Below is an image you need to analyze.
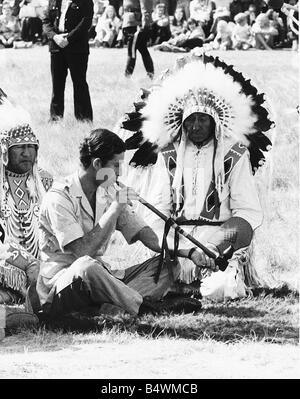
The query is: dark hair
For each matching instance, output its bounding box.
[172,6,187,25]
[187,18,197,26]
[79,128,126,169]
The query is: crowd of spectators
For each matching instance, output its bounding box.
[0,0,298,51]
[152,0,299,52]
[0,0,48,48]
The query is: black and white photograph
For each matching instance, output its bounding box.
[0,0,299,385]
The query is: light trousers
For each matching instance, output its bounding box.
[44,255,180,317]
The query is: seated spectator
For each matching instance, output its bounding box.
[246,4,258,26]
[212,19,233,50]
[115,4,124,47]
[89,1,113,41]
[94,0,109,16]
[252,13,278,49]
[151,3,171,45]
[266,8,285,46]
[109,0,122,17]
[232,12,254,50]
[95,4,121,47]
[154,17,205,52]
[189,0,216,36]
[0,0,20,48]
[18,0,44,43]
[170,6,187,37]
[205,5,231,42]
[285,1,299,51]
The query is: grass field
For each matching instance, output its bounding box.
[0,46,299,379]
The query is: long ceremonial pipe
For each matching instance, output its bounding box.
[117,181,229,271]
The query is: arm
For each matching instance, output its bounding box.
[65,202,124,258]
[133,225,216,269]
[207,151,263,255]
[42,1,57,41]
[42,186,134,259]
[65,0,94,44]
[140,0,153,28]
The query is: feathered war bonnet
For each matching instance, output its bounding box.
[120,54,274,216]
[0,88,44,208]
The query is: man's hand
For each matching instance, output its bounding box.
[115,186,140,207]
[53,34,69,48]
[190,244,220,271]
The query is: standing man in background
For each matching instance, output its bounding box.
[43,0,94,123]
[122,0,154,79]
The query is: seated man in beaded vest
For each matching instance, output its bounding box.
[116,55,274,300]
[0,89,53,309]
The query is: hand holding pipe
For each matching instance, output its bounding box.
[117,181,231,271]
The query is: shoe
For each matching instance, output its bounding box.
[48,116,62,123]
[138,298,163,315]
[25,281,41,314]
[161,297,202,314]
[147,72,154,80]
[139,296,202,316]
[4,307,39,333]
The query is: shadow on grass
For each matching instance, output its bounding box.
[16,294,296,345]
[251,284,299,299]
[203,305,267,318]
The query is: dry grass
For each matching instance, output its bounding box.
[0,294,299,378]
[1,47,298,288]
[0,47,299,378]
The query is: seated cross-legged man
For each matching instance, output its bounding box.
[36,128,209,321]
[0,89,53,333]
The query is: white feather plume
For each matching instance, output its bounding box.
[142,61,258,149]
[0,96,31,133]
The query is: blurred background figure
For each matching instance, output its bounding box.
[169,5,187,37]
[232,12,253,50]
[0,0,20,48]
[95,4,121,47]
[212,19,233,50]
[122,0,154,79]
[204,5,231,43]
[252,12,278,49]
[189,0,216,36]
[266,7,285,46]
[246,3,258,25]
[151,2,171,44]
[43,0,94,122]
[18,0,44,44]
[154,16,204,51]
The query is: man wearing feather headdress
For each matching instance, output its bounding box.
[0,89,52,327]
[117,54,274,300]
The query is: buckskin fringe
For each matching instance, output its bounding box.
[0,263,27,295]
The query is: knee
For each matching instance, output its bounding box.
[71,255,99,279]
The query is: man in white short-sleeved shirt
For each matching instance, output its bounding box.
[37,128,206,318]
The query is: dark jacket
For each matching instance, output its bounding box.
[43,0,93,53]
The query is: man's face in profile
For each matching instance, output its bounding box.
[95,152,125,187]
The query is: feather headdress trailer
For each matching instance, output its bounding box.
[121,55,274,174]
